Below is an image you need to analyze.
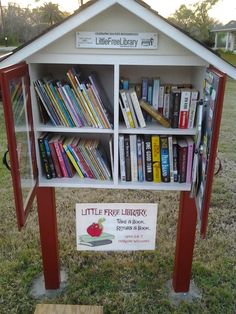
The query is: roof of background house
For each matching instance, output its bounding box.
[211,20,236,32]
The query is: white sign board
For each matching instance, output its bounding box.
[76,32,158,49]
[76,203,158,251]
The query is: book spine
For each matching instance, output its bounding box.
[163,85,171,119]
[158,85,165,115]
[151,135,161,183]
[49,140,62,178]
[188,90,199,128]
[186,137,194,183]
[119,135,126,182]
[119,99,130,128]
[179,90,191,128]
[137,136,144,182]
[126,91,139,128]
[160,136,170,182]
[168,136,174,182]
[170,90,181,128]
[177,142,188,183]
[129,89,146,128]
[144,135,153,182]
[43,135,57,178]
[130,134,138,182]
[38,136,52,179]
[139,100,170,128]
[152,78,160,111]
[53,140,68,177]
[64,144,84,178]
[172,137,178,182]
[120,90,135,128]
[124,135,131,181]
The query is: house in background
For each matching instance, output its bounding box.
[211,20,236,53]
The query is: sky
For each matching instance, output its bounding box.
[1,0,236,24]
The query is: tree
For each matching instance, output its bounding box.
[168,0,219,46]
[39,2,65,26]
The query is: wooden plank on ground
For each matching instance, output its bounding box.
[34,304,103,314]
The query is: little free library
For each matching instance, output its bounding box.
[0,0,235,295]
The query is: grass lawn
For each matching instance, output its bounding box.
[0,80,235,313]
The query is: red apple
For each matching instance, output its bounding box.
[87,218,105,237]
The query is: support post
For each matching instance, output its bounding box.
[36,187,60,289]
[172,191,197,292]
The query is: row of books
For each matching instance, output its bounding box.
[38,133,112,180]
[120,78,199,129]
[34,68,113,129]
[119,134,194,183]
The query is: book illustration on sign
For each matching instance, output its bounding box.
[78,218,115,247]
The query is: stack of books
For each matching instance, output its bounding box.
[38,133,112,180]
[34,68,113,129]
[119,134,194,184]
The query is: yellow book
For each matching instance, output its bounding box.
[140,100,170,128]
[151,135,161,182]
[63,141,84,178]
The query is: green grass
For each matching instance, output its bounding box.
[0,80,236,313]
[218,51,236,66]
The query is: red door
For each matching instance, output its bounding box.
[0,62,38,230]
[193,67,226,238]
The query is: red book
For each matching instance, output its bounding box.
[49,135,63,178]
[177,138,188,183]
[179,90,191,128]
[53,135,68,177]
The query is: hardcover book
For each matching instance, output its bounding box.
[179,89,191,128]
[124,135,131,181]
[160,136,170,182]
[170,89,181,128]
[151,135,161,183]
[177,138,188,183]
[144,135,153,182]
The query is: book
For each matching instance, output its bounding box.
[151,135,161,183]
[177,138,188,183]
[129,88,146,128]
[179,89,191,128]
[168,136,174,182]
[63,137,84,178]
[120,90,135,128]
[130,134,138,182]
[144,135,153,182]
[53,135,68,177]
[160,136,170,182]
[163,85,171,119]
[137,135,144,182]
[139,100,170,128]
[152,78,160,112]
[119,135,126,182]
[78,232,115,246]
[172,137,178,182]
[49,135,63,178]
[185,137,194,183]
[38,133,52,179]
[43,133,57,178]
[170,89,181,128]
[188,90,199,128]
[124,135,131,181]
[158,85,165,115]
[126,90,139,128]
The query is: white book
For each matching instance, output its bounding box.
[158,85,165,112]
[126,91,139,128]
[188,90,199,128]
[119,135,126,182]
[129,88,146,128]
[129,134,138,182]
[168,136,174,182]
[119,90,135,128]
[179,89,191,128]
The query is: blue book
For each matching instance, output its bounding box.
[160,136,170,182]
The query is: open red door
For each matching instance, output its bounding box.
[192,67,226,238]
[0,62,38,230]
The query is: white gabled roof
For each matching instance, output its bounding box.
[1,0,236,79]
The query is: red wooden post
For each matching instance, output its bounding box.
[172,191,197,292]
[36,187,60,289]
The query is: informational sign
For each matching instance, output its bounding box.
[76,32,158,49]
[76,203,158,251]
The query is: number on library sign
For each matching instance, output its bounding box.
[76,203,158,251]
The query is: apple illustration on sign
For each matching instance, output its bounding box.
[87,218,105,237]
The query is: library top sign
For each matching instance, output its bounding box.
[76,32,158,49]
